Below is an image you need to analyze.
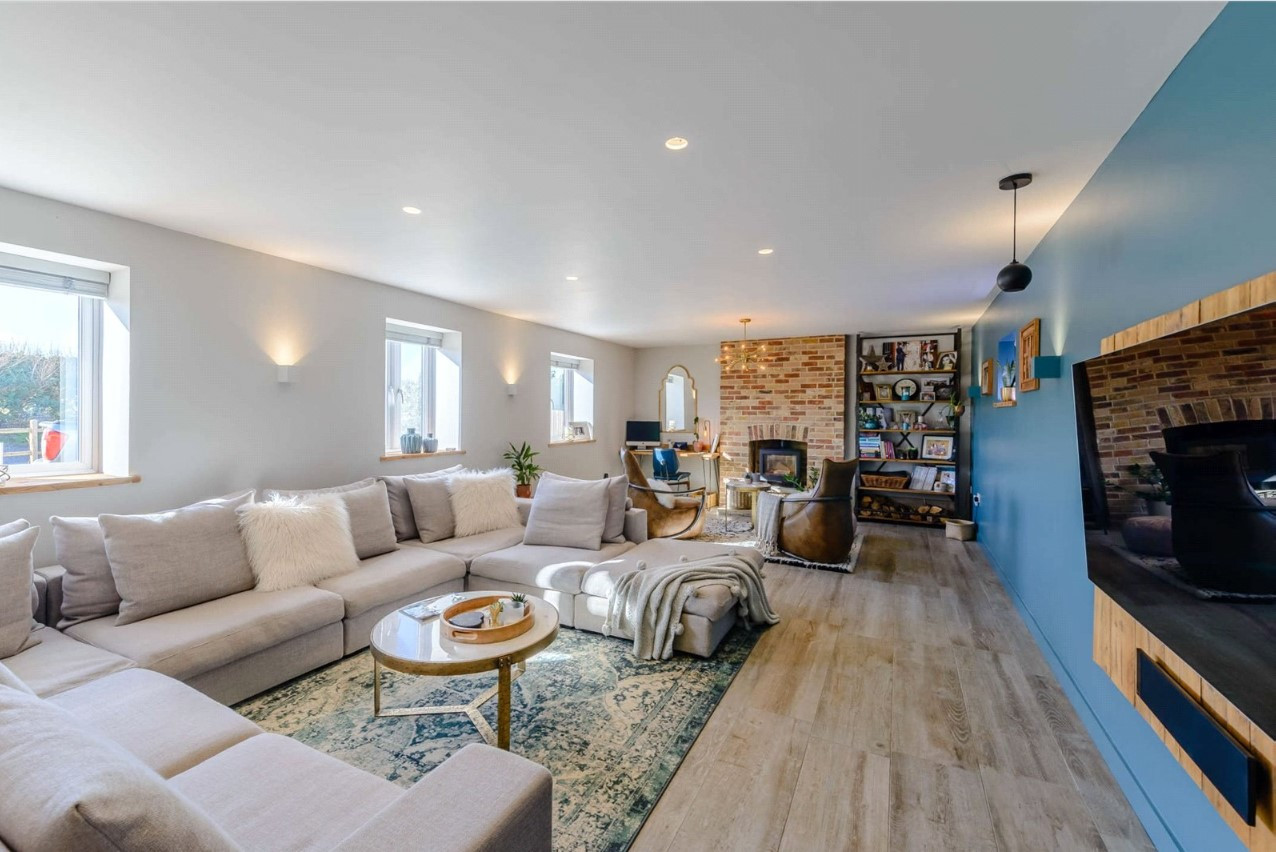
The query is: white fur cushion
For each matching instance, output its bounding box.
[237,497,359,592]
[648,479,678,509]
[448,469,521,538]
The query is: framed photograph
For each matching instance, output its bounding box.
[937,351,958,371]
[567,421,593,441]
[920,391,937,402]
[1018,318,1041,392]
[980,358,996,397]
[874,383,894,401]
[937,468,957,492]
[920,435,954,461]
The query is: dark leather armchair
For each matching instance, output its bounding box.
[622,450,707,539]
[776,458,858,565]
[1151,450,1276,594]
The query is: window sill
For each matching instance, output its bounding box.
[380,449,467,462]
[0,473,140,496]
[548,439,597,447]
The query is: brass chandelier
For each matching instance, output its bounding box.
[716,318,768,372]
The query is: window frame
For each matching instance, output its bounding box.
[0,284,102,478]
[385,338,439,454]
[548,353,594,444]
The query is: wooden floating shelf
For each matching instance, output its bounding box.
[859,429,956,435]
[991,401,1017,409]
[859,399,949,406]
[380,449,467,462]
[858,459,955,466]
[859,369,957,376]
[858,485,957,498]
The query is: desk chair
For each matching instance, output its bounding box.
[652,448,692,491]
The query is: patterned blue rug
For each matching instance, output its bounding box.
[236,625,763,851]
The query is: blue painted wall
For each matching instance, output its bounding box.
[971,5,1276,850]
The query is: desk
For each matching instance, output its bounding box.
[630,450,721,507]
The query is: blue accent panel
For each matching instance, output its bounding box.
[1137,651,1259,825]
[971,6,1276,850]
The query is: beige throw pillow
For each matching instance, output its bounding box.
[523,476,609,550]
[379,465,464,541]
[540,472,629,542]
[0,686,237,851]
[51,490,255,627]
[237,496,359,591]
[101,504,255,626]
[450,469,522,537]
[405,476,456,543]
[0,524,41,657]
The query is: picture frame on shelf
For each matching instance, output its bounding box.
[875,383,894,401]
[980,358,996,396]
[1018,318,1042,393]
[567,421,593,441]
[920,434,955,461]
[937,351,958,371]
[936,468,957,492]
[920,391,936,402]
[899,411,917,430]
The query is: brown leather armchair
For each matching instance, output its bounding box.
[776,458,858,564]
[622,450,707,539]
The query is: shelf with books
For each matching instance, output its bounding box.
[855,328,967,525]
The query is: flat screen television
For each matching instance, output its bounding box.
[625,420,661,444]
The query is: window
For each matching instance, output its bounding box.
[385,319,461,453]
[549,353,594,442]
[0,255,108,477]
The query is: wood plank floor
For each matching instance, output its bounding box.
[632,523,1156,852]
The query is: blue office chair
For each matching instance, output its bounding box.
[652,448,692,491]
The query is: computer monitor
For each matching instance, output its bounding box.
[625,420,661,447]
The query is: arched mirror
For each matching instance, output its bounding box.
[659,365,697,432]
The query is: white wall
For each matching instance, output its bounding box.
[0,186,635,562]
[631,345,720,441]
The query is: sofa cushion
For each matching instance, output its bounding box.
[101,503,256,626]
[470,541,634,595]
[380,465,464,541]
[0,686,237,852]
[65,585,344,682]
[0,524,40,657]
[581,539,761,621]
[406,476,455,543]
[449,468,522,537]
[263,477,377,501]
[523,476,609,550]
[340,480,399,559]
[1,627,134,697]
[171,733,401,852]
[317,543,466,619]
[0,659,32,694]
[51,491,255,628]
[49,668,261,778]
[238,496,359,591]
[540,472,629,542]
[419,526,526,567]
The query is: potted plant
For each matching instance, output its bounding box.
[502,441,544,498]
[943,395,965,429]
[999,361,1017,402]
[1125,463,1172,516]
[504,593,527,624]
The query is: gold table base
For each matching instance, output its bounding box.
[373,658,527,749]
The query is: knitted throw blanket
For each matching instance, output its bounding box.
[603,553,780,660]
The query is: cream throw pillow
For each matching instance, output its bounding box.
[523,476,609,550]
[449,469,521,537]
[0,524,41,657]
[237,496,359,592]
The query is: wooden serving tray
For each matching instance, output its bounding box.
[442,595,535,644]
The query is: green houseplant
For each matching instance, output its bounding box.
[502,441,544,498]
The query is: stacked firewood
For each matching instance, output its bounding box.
[747,424,809,441]
[858,494,949,525]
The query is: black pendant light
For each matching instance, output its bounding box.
[996,172,1033,292]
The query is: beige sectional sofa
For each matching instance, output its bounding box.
[3,468,759,851]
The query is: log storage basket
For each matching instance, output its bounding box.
[861,472,911,489]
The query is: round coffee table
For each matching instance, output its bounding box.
[369,591,559,750]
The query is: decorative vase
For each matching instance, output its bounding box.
[503,601,525,625]
[1000,387,1014,402]
[400,428,423,454]
[422,433,439,453]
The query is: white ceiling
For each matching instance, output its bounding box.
[0,2,1219,347]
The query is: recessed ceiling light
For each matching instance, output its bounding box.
[757,248,774,255]
[665,137,689,151]
[401,206,421,215]
[565,276,579,281]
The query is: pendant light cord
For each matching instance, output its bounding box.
[1012,186,1018,262]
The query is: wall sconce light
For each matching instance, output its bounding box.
[506,383,518,397]
[277,365,293,384]
[1032,356,1062,380]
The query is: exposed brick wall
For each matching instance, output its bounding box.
[719,335,847,494]
[1086,306,1276,521]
